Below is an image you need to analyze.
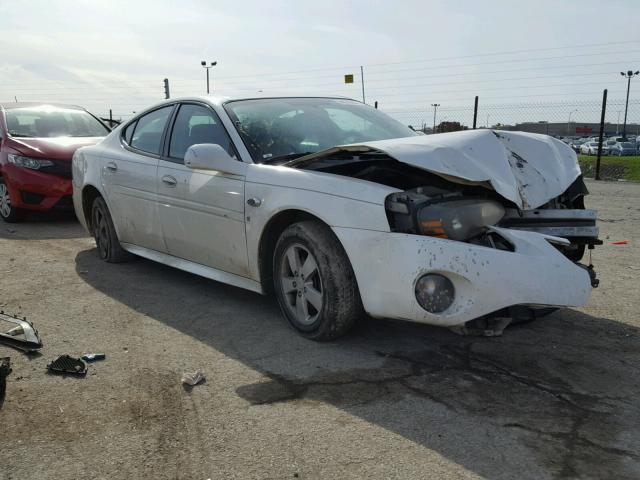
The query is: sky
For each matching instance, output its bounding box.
[0,0,639,127]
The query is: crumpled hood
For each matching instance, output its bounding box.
[291,129,581,209]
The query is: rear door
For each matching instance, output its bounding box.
[102,104,175,251]
[156,102,249,276]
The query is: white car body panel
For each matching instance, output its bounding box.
[72,95,595,329]
[157,159,249,276]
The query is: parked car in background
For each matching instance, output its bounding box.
[569,139,586,153]
[0,103,109,222]
[580,142,600,155]
[72,95,599,339]
[609,142,638,156]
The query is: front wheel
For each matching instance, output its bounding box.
[91,197,132,263]
[0,178,23,223]
[273,221,363,341]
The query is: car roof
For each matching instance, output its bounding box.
[148,94,359,109]
[0,102,85,111]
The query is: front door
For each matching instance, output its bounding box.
[157,102,249,276]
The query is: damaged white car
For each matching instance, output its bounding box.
[72,96,599,340]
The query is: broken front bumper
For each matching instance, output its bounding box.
[333,226,593,327]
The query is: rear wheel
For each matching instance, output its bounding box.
[91,197,132,263]
[273,221,363,341]
[0,178,23,223]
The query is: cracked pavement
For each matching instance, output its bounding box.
[0,180,639,479]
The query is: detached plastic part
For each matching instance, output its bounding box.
[449,317,512,337]
[47,355,87,376]
[0,311,43,352]
[82,353,106,362]
[181,369,205,386]
[0,357,11,407]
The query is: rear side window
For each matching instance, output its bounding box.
[129,106,173,155]
[122,121,136,144]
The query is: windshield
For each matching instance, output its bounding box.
[224,97,417,163]
[5,106,109,138]
[621,142,634,148]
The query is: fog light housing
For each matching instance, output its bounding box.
[415,274,455,313]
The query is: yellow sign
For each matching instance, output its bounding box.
[344,74,354,84]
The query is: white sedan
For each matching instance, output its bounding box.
[72,96,599,340]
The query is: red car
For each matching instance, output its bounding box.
[0,103,109,222]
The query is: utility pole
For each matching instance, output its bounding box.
[163,78,170,99]
[472,96,479,129]
[620,70,639,138]
[616,110,622,135]
[431,103,440,134]
[567,109,578,136]
[360,66,366,104]
[201,60,217,94]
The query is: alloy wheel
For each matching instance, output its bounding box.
[92,206,110,259]
[279,243,324,326]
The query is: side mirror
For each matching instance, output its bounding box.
[184,144,246,176]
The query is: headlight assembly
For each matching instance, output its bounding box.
[7,154,54,170]
[418,199,505,241]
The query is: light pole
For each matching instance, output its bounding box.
[616,110,622,135]
[620,70,639,138]
[431,103,440,134]
[201,60,217,94]
[567,109,578,136]
[486,114,490,128]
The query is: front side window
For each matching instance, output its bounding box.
[6,106,109,138]
[224,97,417,163]
[129,106,173,155]
[168,103,235,160]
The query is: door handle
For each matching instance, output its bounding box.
[105,162,117,172]
[161,175,177,187]
[246,197,262,207]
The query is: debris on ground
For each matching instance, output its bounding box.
[449,317,512,337]
[0,357,11,407]
[181,369,205,386]
[81,353,106,362]
[611,240,629,245]
[0,311,43,352]
[47,355,87,376]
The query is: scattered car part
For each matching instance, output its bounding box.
[0,311,43,352]
[0,357,11,407]
[81,353,105,362]
[47,355,87,376]
[181,369,205,386]
[449,317,512,337]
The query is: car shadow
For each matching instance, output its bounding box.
[0,212,87,240]
[75,248,640,479]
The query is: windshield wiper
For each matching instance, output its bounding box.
[261,152,315,164]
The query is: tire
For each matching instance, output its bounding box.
[273,221,363,341]
[91,196,132,263]
[0,177,24,223]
